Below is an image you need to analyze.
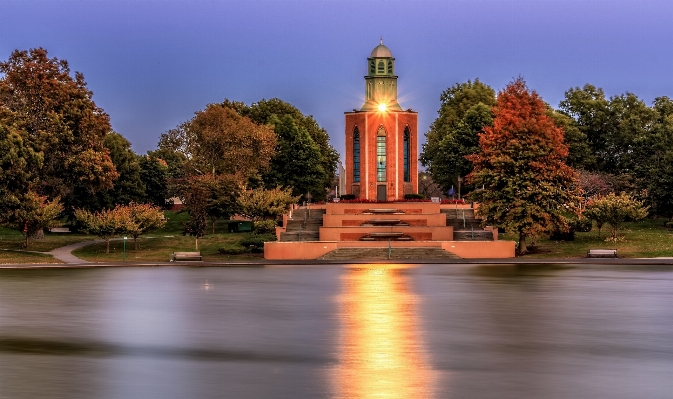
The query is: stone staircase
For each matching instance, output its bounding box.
[318,247,460,260]
[442,208,494,241]
[280,208,326,242]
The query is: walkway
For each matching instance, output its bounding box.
[47,240,102,264]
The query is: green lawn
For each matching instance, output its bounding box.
[2,212,672,263]
[502,218,673,258]
[0,250,61,264]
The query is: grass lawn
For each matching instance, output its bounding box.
[502,218,673,258]
[0,226,95,252]
[0,250,62,264]
[3,211,672,263]
[72,211,266,262]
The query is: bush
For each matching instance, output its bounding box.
[665,221,673,229]
[550,229,575,241]
[339,194,357,200]
[252,220,275,235]
[253,220,277,235]
[574,217,593,232]
[218,246,247,255]
[404,193,426,200]
[241,234,276,253]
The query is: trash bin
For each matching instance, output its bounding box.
[228,221,253,233]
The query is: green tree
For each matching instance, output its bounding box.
[0,119,44,234]
[238,186,298,221]
[467,78,582,255]
[0,48,118,203]
[4,192,63,249]
[223,98,339,201]
[420,79,496,193]
[585,193,648,240]
[139,154,169,207]
[632,96,673,218]
[263,115,326,201]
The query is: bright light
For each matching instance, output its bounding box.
[377,103,387,112]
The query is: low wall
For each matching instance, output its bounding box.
[441,241,514,258]
[263,240,516,260]
[326,202,441,215]
[322,213,447,227]
[264,242,338,260]
[319,226,453,241]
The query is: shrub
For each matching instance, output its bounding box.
[574,217,593,232]
[253,220,277,235]
[404,193,426,200]
[665,221,673,229]
[218,246,247,255]
[241,234,276,253]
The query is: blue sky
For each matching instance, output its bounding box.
[2,0,672,160]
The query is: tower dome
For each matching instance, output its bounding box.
[370,39,392,58]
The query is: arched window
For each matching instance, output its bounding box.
[370,61,375,75]
[387,60,393,74]
[376,125,386,182]
[377,61,384,74]
[404,127,411,182]
[353,127,360,183]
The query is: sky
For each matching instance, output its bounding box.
[2,0,673,162]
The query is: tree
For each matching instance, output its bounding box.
[631,96,673,218]
[158,105,276,184]
[75,206,134,253]
[223,98,339,201]
[3,191,63,249]
[238,187,298,221]
[262,115,326,200]
[547,109,595,170]
[421,80,496,193]
[138,154,169,207]
[585,193,648,240]
[0,119,44,238]
[123,203,166,250]
[175,176,210,250]
[0,48,118,204]
[467,78,582,255]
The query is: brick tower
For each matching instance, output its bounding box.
[344,40,418,200]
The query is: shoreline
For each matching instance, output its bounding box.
[2,257,673,269]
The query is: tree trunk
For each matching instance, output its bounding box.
[195,237,199,251]
[134,237,139,250]
[212,219,216,234]
[31,229,45,240]
[106,238,110,254]
[24,235,30,250]
[517,232,528,255]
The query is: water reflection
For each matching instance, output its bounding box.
[334,264,435,398]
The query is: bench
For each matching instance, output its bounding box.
[49,227,71,233]
[587,249,617,258]
[171,252,203,261]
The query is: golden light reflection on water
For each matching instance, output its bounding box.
[333,264,435,398]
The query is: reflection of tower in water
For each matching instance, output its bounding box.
[333,264,435,398]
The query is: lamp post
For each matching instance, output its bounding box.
[457,177,463,200]
[123,236,127,262]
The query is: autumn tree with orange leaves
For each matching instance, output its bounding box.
[467,78,581,255]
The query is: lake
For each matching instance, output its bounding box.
[1,263,671,398]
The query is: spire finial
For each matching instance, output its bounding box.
[380,36,383,45]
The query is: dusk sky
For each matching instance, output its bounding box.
[2,0,673,162]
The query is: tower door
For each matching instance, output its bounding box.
[377,185,387,201]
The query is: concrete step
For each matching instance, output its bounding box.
[279,232,320,242]
[442,209,476,219]
[317,247,460,260]
[453,230,494,241]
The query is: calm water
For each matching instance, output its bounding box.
[1,264,672,399]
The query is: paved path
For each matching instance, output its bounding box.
[47,240,103,264]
